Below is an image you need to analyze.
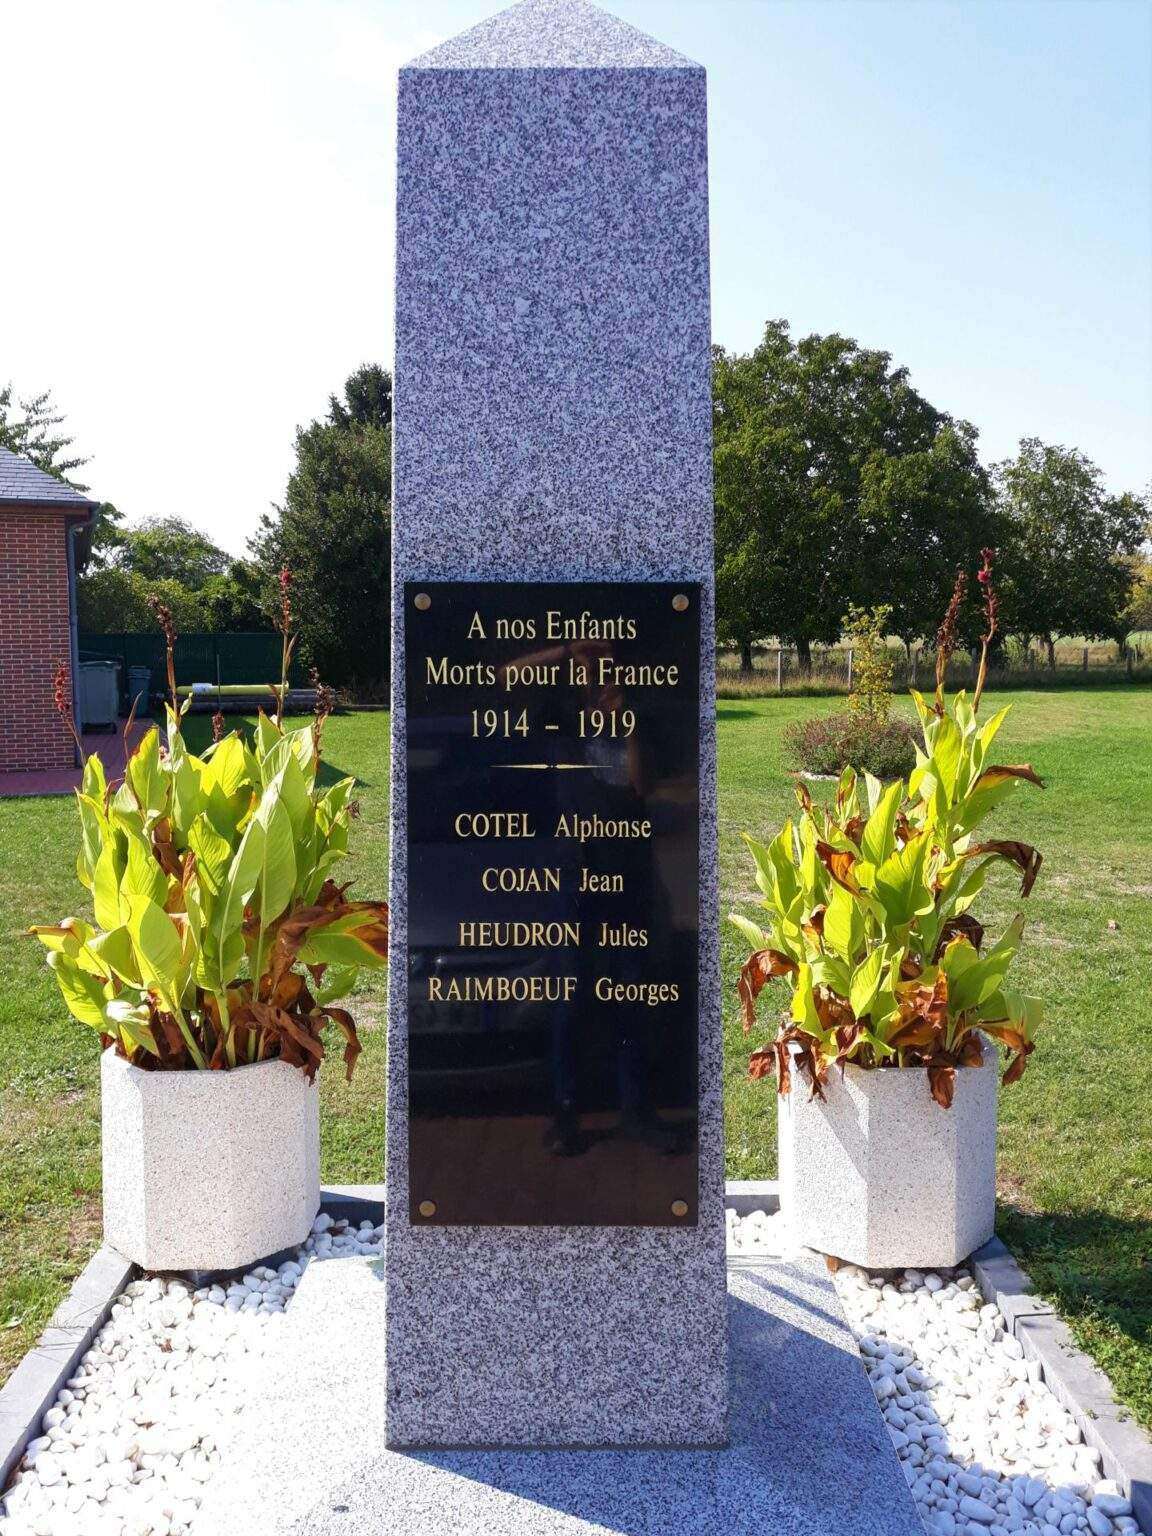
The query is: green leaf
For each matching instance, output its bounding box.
[126,727,167,819]
[873,834,933,928]
[216,819,265,979]
[254,791,297,926]
[120,829,168,908]
[948,914,1025,1012]
[188,813,232,901]
[930,714,963,802]
[860,778,903,866]
[88,925,142,986]
[312,965,359,1005]
[168,742,206,837]
[863,771,883,814]
[201,735,254,801]
[743,833,778,902]
[297,907,389,969]
[849,946,886,1019]
[73,790,108,891]
[823,883,864,962]
[810,952,851,996]
[127,895,182,997]
[92,836,127,930]
[729,912,767,949]
[46,951,108,1029]
[789,963,822,1034]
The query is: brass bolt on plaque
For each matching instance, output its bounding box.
[672,593,689,612]
[671,1200,689,1218]
[418,1200,437,1218]
[414,592,431,611]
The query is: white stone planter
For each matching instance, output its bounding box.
[101,1049,320,1273]
[778,1037,997,1268]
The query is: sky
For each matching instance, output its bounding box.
[1,0,1149,555]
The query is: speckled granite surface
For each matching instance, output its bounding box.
[195,1255,925,1536]
[387,0,725,1447]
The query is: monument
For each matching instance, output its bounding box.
[386,0,727,1447]
[197,5,928,1529]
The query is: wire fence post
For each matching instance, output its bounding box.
[846,648,853,692]
[776,647,783,692]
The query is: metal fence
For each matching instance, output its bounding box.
[716,641,1148,695]
[79,632,306,709]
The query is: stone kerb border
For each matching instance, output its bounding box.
[3,1186,1149,1535]
[971,1237,1152,1535]
[0,1245,134,1489]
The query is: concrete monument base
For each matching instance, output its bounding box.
[196,1254,924,1536]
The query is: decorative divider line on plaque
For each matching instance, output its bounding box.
[386,0,726,1449]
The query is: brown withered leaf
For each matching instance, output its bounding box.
[963,840,1043,897]
[956,1031,984,1068]
[816,842,864,896]
[888,1018,938,1051]
[320,1006,362,1083]
[250,1002,324,1081]
[928,1062,956,1109]
[813,987,856,1034]
[737,949,798,1034]
[794,780,814,816]
[900,953,925,981]
[843,815,866,847]
[802,905,827,945]
[748,1045,776,1081]
[152,817,181,878]
[973,764,1045,793]
[933,913,985,960]
[1001,1048,1033,1086]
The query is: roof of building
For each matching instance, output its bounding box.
[0,447,98,511]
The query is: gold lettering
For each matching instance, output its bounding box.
[459,921,580,948]
[482,867,561,893]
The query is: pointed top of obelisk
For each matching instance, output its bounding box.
[403,0,701,72]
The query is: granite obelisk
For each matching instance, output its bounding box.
[387,0,727,1447]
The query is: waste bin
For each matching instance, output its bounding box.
[127,665,153,715]
[79,660,120,732]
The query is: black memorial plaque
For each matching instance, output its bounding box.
[405,581,701,1226]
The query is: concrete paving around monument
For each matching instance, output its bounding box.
[196,1249,925,1536]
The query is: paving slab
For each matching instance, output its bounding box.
[195,1252,924,1536]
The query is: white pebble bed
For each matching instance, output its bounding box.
[728,1210,1145,1536]
[3,1210,1144,1536]
[0,1214,383,1536]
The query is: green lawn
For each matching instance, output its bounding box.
[1,692,1149,1429]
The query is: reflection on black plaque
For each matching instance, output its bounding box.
[405,581,700,1226]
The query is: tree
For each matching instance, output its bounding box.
[115,516,230,589]
[85,502,127,570]
[0,384,89,486]
[251,365,392,690]
[199,562,272,632]
[857,422,1003,660]
[993,440,1148,665]
[1123,556,1152,640]
[77,569,202,634]
[713,322,965,671]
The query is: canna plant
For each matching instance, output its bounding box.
[30,584,387,1079]
[733,552,1045,1109]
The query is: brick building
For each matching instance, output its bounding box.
[0,448,98,773]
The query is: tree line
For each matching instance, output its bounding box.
[714,321,1149,671]
[4,328,1148,693]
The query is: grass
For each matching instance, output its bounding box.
[1,692,1149,1430]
